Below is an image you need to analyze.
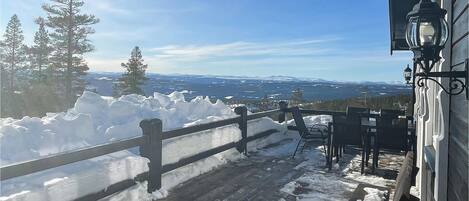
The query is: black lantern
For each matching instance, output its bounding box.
[405,0,448,73]
[405,0,468,99]
[404,64,412,84]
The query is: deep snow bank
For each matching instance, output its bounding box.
[0,91,236,165]
[0,91,289,200]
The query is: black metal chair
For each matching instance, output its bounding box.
[373,109,408,169]
[290,107,329,159]
[329,107,370,174]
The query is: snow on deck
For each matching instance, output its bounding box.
[104,131,405,201]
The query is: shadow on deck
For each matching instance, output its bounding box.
[161,136,404,201]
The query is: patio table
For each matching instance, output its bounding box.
[361,118,416,172]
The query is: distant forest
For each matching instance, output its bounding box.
[301,94,412,115]
[227,88,412,115]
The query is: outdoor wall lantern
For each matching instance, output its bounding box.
[404,64,413,85]
[405,0,468,99]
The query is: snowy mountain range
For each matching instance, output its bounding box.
[86,72,410,101]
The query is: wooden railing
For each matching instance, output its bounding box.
[0,102,413,200]
[0,102,294,200]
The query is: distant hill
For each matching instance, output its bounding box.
[85,72,411,101]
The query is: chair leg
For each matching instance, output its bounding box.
[365,138,370,167]
[292,138,303,159]
[339,145,343,157]
[335,145,339,163]
[375,150,380,168]
[327,131,333,170]
[366,152,370,167]
[322,140,328,156]
[327,144,332,170]
[300,141,307,153]
[361,137,366,175]
[373,144,379,169]
[361,149,365,175]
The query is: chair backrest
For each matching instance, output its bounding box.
[332,107,370,146]
[346,107,370,116]
[380,109,405,117]
[332,115,349,144]
[290,107,309,137]
[346,107,370,130]
[377,109,408,151]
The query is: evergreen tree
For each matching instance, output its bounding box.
[30,17,52,82]
[114,46,148,96]
[0,40,7,91]
[1,14,27,92]
[42,0,99,106]
[0,40,7,116]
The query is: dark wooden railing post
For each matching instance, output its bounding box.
[327,122,333,170]
[139,118,163,193]
[234,106,248,155]
[278,101,288,123]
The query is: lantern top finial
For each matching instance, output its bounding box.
[407,0,446,20]
[405,64,412,72]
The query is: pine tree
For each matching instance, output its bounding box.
[0,40,7,116]
[0,40,7,92]
[1,14,27,92]
[42,0,99,106]
[30,17,52,82]
[114,46,148,96]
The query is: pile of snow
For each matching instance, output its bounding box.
[0,91,234,165]
[287,115,332,127]
[363,187,388,201]
[0,91,289,201]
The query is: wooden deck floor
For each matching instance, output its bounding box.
[160,139,403,201]
[162,154,305,201]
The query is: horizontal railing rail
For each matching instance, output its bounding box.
[0,135,147,181]
[162,116,241,140]
[246,109,282,120]
[299,109,346,116]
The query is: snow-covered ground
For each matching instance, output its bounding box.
[278,145,395,201]
[259,136,398,201]
[0,91,289,201]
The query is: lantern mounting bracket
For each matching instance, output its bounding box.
[414,59,468,99]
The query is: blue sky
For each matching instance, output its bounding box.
[1,0,412,82]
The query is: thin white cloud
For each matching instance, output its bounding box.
[148,38,340,62]
[85,38,411,81]
[85,0,130,15]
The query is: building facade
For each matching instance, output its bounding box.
[390,0,468,200]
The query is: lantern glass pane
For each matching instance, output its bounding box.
[406,17,419,48]
[439,18,449,46]
[404,71,411,79]
[419,21,437,46]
